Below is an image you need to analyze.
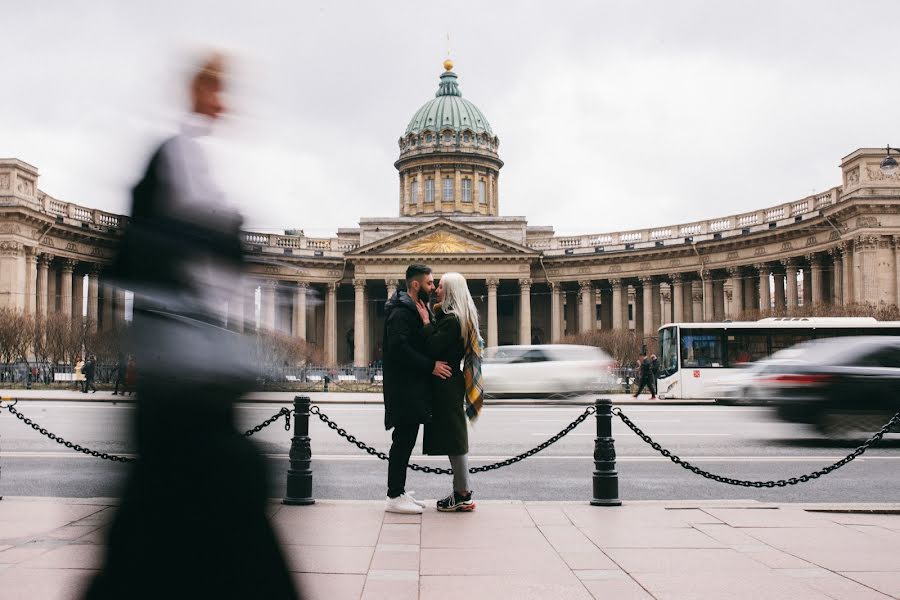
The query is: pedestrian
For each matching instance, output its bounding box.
[124,354,137,395]
[113,352,127,395]
[83,354,98,393]
[382,264,452,514]
[633,354,656,399]
[85,53,299,600]
[74,357,86,392]
[422,272,482,512]
[650,353,660,388]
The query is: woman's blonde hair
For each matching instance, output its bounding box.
[439,272,480,345]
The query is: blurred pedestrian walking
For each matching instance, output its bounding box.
[84,52,300,600]
[633,354,657,399]
[82,354,98,393]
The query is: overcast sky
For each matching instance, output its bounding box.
[3,1,898,237]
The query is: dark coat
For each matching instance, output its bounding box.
[422,308,468,456]
[84,360,96,379]
[383,290,435,430]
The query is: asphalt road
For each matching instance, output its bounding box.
[1,400,898,502]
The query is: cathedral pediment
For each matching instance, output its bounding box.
[347,218,537,258]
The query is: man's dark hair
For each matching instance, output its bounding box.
[405,264,431,286]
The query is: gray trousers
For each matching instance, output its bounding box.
[449,454,471,494]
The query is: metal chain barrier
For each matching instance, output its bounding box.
[0,400,292,464]
[309,404,596,474]
[612,406,900,488]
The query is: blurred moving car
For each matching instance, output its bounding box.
[756,336,900,436]
[713,348,806,405]
[482,344,614,397]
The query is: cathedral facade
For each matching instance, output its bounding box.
[2,61,900,365]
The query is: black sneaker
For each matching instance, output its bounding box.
[436,491,475,512]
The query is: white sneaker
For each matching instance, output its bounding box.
[404,491,427,508]
[385,494,424,514]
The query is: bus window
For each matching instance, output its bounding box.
[659,326,679,376]
[681,329,725,368]
[726,332,767,366]
[771,333,812,353]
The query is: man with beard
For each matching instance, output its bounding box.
[382,264,452,513]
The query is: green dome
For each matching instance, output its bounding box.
[404,70,494,136]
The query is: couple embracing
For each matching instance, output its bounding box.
[382,264,484,514]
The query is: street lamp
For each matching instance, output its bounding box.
[881,145,899,174]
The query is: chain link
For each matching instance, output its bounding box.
[611,406,900,488]
[309,404,596,474]
[0,402,292,463]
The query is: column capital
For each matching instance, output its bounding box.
[385,278,398,289]
[892,235,900,249]
[726,266,741,277]
[854,235,881,251]
[577,279,592,291]
[297,281,310,290]
[753,262,770,273]
[326,282,338,293]
[805,253,823,268]
[638,276,653,285]
[88,264,102,276]
[828,245,844,259]
[609,277,622,288]
[779,257,800,268]
[486,278,499,289]
[60,258,77,272]
[670,273,683,284]
[519,278,533,289]
[38,252,54,266]
[352,278,367,290]
[261,279,278,288]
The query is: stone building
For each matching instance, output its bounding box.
[2,60,900,365]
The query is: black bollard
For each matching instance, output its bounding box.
[591,398,621,506]
[283,395,315,505]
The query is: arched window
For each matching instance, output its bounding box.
[463,132,471,143]
[425,133,433,143]
[410,181,419,204]
[462,178,472,202]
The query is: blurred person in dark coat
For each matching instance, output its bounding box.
[84,53,300,600]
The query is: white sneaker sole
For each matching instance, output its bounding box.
[385,505,424,515]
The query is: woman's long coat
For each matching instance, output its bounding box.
[422,308,468,456]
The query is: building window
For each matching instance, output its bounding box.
[443,132,452,144]
[425,133,432,143]
[443,177,453,201]
[462,178,472,202]
[478,180,487,204]
[410,181,418,204]
[425,178,434,202]
[463,132,471,143]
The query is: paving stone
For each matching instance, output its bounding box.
[814,513,900,531]
[604,548,772,574]
[632,571,833,600]
[420,574,595,600]
[525,505,572,526]
[361,577,418,600]
[377,524,420,545]
[422,522,546,548]
[421,546,572,580]
[0,545,55,564]
[294,572,366,600]
[703,508,837,529]
[780,568,896,600]
[840,572,900,598]
[18,544,102,570]
[558,548,620,570]
[370,546,419,571]
[580,572,656,600]
[282,544,374,574]
[582,526,723,549]
[743,527,900,572]
[383,512,422,525]
[0,566,97,600]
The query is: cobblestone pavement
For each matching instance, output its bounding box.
[0,497,898,599]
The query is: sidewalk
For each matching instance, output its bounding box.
[0,389,713,406]
[0,497,897,600]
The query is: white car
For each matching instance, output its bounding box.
[481,344,614,397]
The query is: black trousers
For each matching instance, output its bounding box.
[387,424,420,498]
[635,376,656,396]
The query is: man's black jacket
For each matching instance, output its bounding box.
[382,290,434,430]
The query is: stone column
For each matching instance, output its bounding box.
[293,283,308,340]
[550,282,562,343]
[808,254,824,306]
[802,268,813,306]
[691,281,703,321]
[36,253,50,318]
[831,248,844,305]
[24,248,37,316]
[486,279,498,347]
[386,278,398,299]
[611,278,624,330]
[727,267,743,319]
[782,259,799,310]
[59,259,75,318]
[843,243,854,304]
[87,267,99,331]
[894,237,900,307]
[672,274,684,323]
[100,282,114,330]
[660,283,673,325]
[640,277,654,336]
[260,281,276,331]
[325,283,338,365]
[353,279,367,366]
[519,278,532,344]
[114,287,127,328]
[71,270,85,320]
[773,271,786,312]
[702,274,714,321]
[756,263,771,311]
[229,281,245,333]
[579,280,593,333]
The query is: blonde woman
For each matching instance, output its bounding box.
[422,272,484,512]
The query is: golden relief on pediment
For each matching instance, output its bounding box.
[395,231,488,254]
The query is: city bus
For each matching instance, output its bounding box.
[655,318,900,400]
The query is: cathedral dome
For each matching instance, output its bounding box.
[403,62,494,138]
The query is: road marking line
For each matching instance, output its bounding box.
[532,432,732,437]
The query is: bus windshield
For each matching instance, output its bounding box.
[659,326,679,377]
